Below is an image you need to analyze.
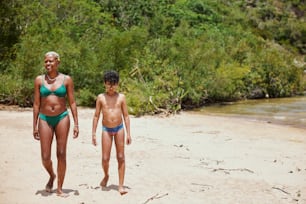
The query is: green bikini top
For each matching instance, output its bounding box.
[40,75,67,97]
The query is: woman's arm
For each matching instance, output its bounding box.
[33,76,41,140]
[92,95,102,146]
[66,75,79,138]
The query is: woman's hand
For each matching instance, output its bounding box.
[33,128,40,140]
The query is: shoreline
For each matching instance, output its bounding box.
[188,110,306,130]
[0,108,306,204]
[1,104,305,130]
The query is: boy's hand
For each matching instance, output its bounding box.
[126,135,132,145]
[73,126,79,139]
[92,135,97,146]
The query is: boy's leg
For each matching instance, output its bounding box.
[114,128,127,195]
[101,131,113,187]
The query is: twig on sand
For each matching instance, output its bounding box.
[272,187,290,195]
[212,168,254,174]
[191,183,213,188]
[143,193,169,204]
[191,183,213,191]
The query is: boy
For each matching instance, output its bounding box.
[92,70,131,195]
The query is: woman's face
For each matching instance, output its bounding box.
[44,55,59,72]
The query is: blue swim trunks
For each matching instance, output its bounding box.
[102,123,124,134]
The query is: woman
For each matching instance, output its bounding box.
[33,51,79,197]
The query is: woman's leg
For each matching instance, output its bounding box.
[114,128,127,195]
[38,119,56,192]
[54,115,70,197]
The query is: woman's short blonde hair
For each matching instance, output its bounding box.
[45,51,60,61]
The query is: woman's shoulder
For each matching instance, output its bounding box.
[61,73,70,79]
[35,74,44,79]
[34,75,43,83]
[61,74,73,84]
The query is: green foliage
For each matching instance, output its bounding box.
[240,0,306,54]
[0,74,22,104]
[0,0,24,73]
[249,43,304,97]
[1,0,305,115]
[123,79,154,116]
[76,88,97,107]
[0,74,32,106]
[207,63,250,101]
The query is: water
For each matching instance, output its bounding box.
[193,96,306,129]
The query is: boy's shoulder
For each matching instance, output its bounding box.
[101,92,125,97]
[98,92,125,100]
[97,93,105,99]
[118,93,126,100]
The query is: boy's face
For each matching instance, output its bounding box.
[104,82,118,94]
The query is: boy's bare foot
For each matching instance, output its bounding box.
[56,190,69,198]
[118,186,128,195]
[45,174,56,193]
[100,175,109,187]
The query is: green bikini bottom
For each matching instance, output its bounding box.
[39,110,68,128]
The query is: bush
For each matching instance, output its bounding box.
[76,88,97,107]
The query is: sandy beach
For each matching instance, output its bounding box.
[0,107,305,204]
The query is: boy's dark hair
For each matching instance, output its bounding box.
[103,70,119,85]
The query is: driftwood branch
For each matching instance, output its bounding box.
[143,193,169,204]
[149,96,170,115]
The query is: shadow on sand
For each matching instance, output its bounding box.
[101,184,131,193]
[35,188,80,197]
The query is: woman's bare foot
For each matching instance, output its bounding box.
[118,186,128,195]
[45,174,56,193]
[56,190,69,198]
[100,175,109,187]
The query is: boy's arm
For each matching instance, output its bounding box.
[121,94,131,145]
[92,95,102,146]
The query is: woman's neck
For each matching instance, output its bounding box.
[46,72,59,81]
[47,71,59,78]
